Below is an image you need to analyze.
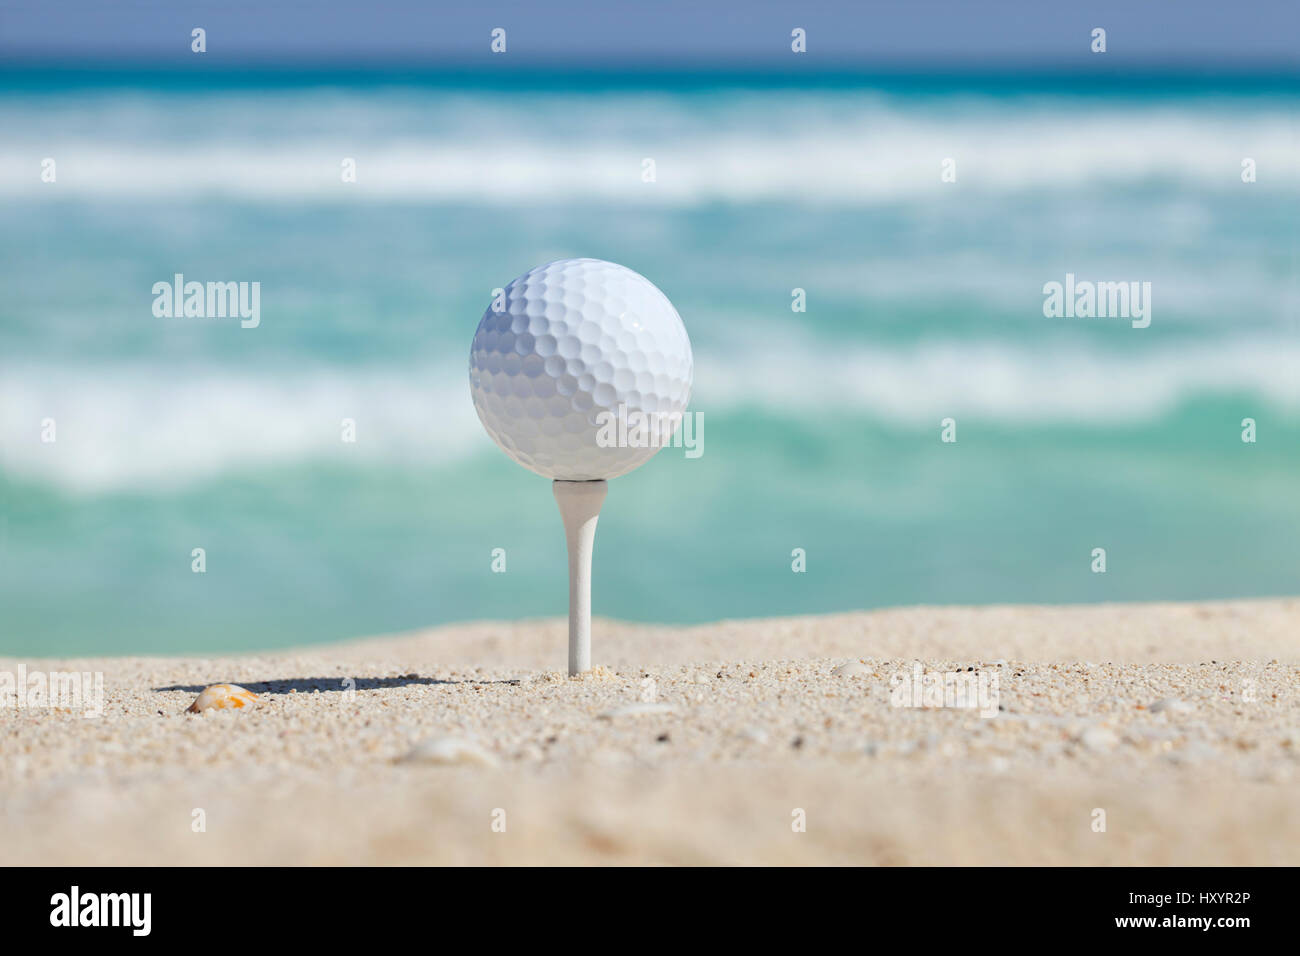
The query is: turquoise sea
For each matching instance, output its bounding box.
[1,69,1297,655]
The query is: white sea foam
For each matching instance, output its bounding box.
[3,337,1296,492]
[0,364,482,492]
[1,91,1295,203]
[705,335,1300,425]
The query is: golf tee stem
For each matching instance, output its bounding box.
[553,479,607,676]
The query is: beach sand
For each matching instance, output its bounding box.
[2,599,1298,866]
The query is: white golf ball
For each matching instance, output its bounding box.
[469,258,693,480]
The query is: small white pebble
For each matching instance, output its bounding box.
[831,661,868,678]
[399,736,498,768]
[598,703,675,719]
[1150,698,1194,715]
[1166,743,1217,765]
[1078,727,1119,752]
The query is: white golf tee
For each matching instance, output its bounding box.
[553,479,608,675]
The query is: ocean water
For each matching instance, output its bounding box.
[1,71,1297,656]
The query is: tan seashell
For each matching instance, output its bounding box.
[185,683,259,714]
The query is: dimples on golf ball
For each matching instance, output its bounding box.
[469,258,693,480]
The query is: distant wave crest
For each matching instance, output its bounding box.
[0,91,1296,203]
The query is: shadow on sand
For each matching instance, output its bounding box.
[152,675,522,695]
